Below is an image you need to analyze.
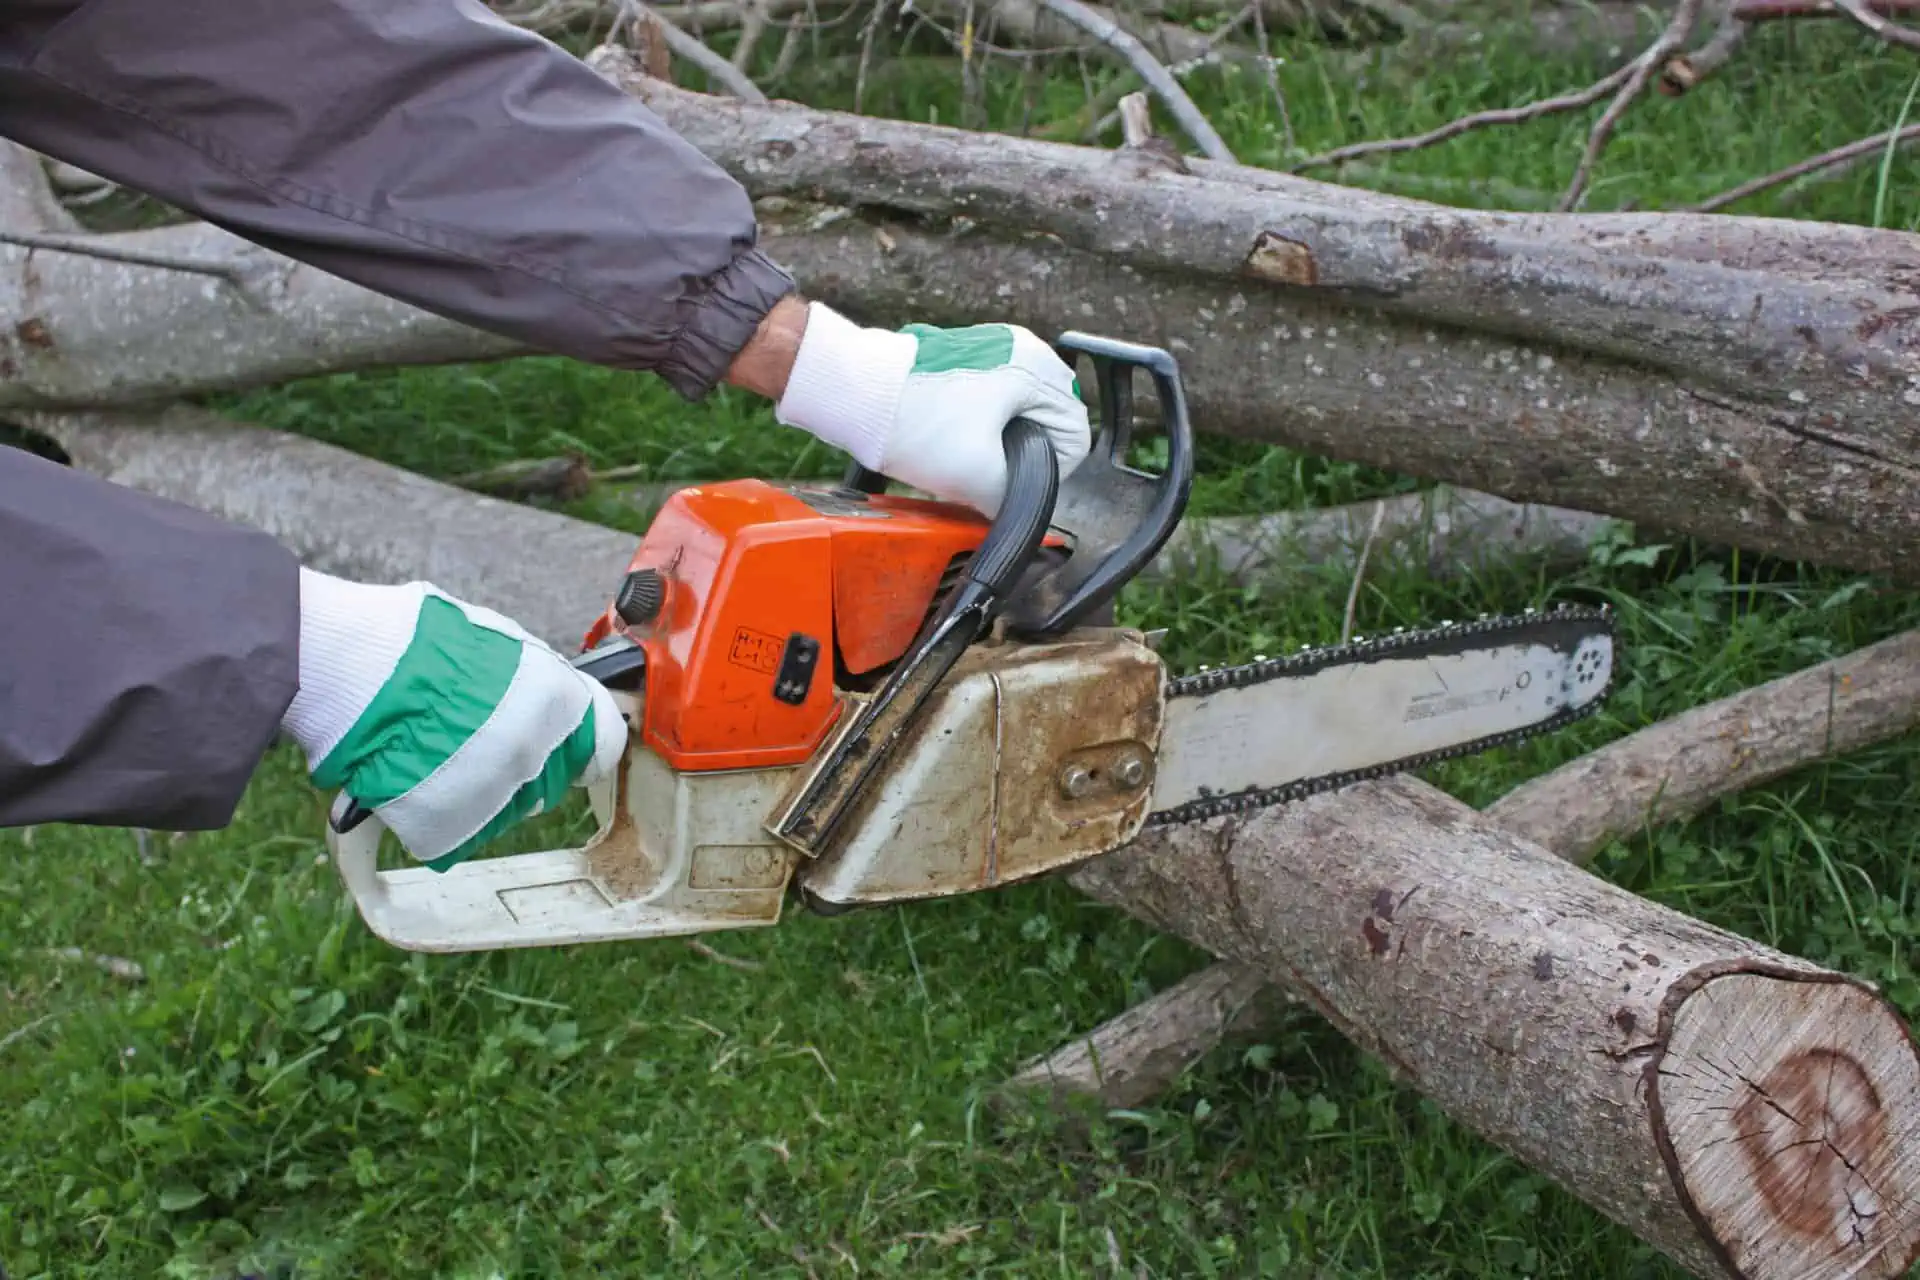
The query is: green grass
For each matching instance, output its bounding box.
[8,16,1920,1280]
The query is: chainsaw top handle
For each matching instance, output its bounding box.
[843,332,1193,639]
[768,415,1060,858]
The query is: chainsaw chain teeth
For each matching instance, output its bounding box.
[1145,601,1618,829]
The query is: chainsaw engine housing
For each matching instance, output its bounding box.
[580,480,1029,772]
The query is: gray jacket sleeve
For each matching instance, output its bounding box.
[0,445,301,830]
[0,0,795,400]
[0,0,801,830]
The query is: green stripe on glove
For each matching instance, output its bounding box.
[285,572,627,872]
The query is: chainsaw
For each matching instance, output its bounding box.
[323,333,1617,953]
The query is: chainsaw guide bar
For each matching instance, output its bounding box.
[1145,602,1616,828]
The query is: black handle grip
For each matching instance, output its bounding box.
[332,798,373,834]
[965,416,1060,596]
[1003,333,1195,638]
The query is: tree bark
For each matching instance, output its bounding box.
[1065,777,1920,1280]
[8,76,1919,581]
[0,217,520,410]
[758,205,1920,583]
[611,73,1918,418]
[1143,483,1614,586]
[1001,959,1290,1110]
[23,404,1613,630]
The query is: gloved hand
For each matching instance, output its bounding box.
[280,568,627,871]
[771,303,1093,517]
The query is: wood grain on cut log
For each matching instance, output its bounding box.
[1066,777,1920,1279]
[1654,974,1920,1278]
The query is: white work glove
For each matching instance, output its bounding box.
[772,303,1093,517]
[280,568,627,871]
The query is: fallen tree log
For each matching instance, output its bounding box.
[1488,626,1920,862]
[1000,955,1291,1110]
[29,403,1920,1279]
[6,51,1919,584]
[1065,778,1920,1280]
[1144,483,1614,586]
[10,187,1910,586]
[28,407,634,651]
[22,405,1613,638]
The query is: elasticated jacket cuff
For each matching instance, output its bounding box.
[660,248,799,402]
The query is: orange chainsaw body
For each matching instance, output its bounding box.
[581,479,1011,772]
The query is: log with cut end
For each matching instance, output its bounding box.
[1065,777,1920,1279]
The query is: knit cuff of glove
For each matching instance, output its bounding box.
[281,567,425,768]
[772,301,916,471]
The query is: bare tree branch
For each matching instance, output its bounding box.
[1028,0,1237,160]
[1734,0,1920,16]
[1001,963,1288,1111]
[1486,626,1920,862]
[1288,64,1634,171]
[1658,4,1750,95]
[1140,487,1615,588]
[1559,0,1707,210]
[1686,122,1920,211]
[1833,0,1920,46]
[621,0,770,99]
[0,230,251,287]
[0,142,81,235]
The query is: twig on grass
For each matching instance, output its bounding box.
[1288,64,1635,172]
[1659,5,1751,95]
[687,938,766,971]
[1339,500,1386,643]
[1834,0,1920,47]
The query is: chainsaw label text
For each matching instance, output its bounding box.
[728,626,785,675]
[1403,685,1508,722]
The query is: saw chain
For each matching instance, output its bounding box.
[1145,601,1618,828]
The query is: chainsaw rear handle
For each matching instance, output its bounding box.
[841,332,1194,638]
[331,637,646,837]
[769,415,1060,859]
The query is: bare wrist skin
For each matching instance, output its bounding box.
[723,292,810,401]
